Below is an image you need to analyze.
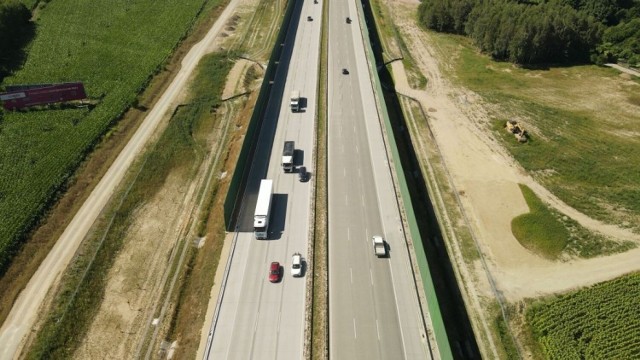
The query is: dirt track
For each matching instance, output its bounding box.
[0,0,244,358]
[387,0,640,303]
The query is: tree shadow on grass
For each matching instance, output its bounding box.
[0,3,36,84]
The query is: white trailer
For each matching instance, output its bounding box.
[290,90,300,112]
[254,179,273,239]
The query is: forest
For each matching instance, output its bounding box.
[418,0,640,65]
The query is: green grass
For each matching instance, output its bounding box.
[511,183,633,258]
[526,272,640,359]
[512,184,569,258]
[0,0,215,273]
[429,32,640,232]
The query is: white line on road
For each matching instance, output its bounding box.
[254,313,260,333]
[370,269,374,285]
[350,268,353,284]
[376,319,381,341]
[353,319,357,339]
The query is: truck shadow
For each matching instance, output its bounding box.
[268,193,288,240]
[299,97,308,112]
[295,149,305,168]
[225,0,304,230]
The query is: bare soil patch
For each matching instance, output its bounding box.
[386,0,640,306]
[74,172,194,359]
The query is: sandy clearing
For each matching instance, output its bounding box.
[222,58,253,99]
[74,173,192,359]
[387,0,640,304]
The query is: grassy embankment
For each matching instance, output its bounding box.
[26,49,235,359]
[525,272,640,359]
[367,0,426,89]
[0,0,216,321]
[162,0,288,357]
[428,32,640,239]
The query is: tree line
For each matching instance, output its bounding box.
[418,0,640,66]
[0,0,34,83]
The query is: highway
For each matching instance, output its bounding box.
[327,0,432,358]
[203,0,321,358]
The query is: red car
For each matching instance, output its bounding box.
[269,262,281,283]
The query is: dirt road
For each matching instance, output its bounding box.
[387,0,640,303]
[0,1,243,358]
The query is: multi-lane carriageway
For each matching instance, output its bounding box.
[203,0,438,358]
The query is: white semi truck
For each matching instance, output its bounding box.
[282,141,295,172]
[290,90,300,112]
[254,179,273,239]
[372,235,387,257]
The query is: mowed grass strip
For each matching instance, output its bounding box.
[0,0,213,272]
[427,32,640,231]
[511,184,568,258]
[526,272,640,360]
[158,52,238,359]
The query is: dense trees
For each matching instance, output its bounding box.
[0,0,34,81]
[418,0,640,66]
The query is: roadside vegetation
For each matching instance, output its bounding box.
[157,51,243,359]
[525,272,640,359]
[26,56,212,357]
[23,0,288,349]
[0,0,212,275]
[427,30,640,235]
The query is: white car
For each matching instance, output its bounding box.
[291,253,303,277]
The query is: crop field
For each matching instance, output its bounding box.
[526,272,640,359]
[0,0,213,271]
[428,32,640,232]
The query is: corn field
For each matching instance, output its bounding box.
[0,0,212,271]
[527,272,640,359]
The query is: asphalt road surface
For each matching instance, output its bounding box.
[327,0,432,359]
[203,0,321,358]
[0,1,244,358]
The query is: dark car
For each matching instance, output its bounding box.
[307,16,313,21]
[342,68,349,75]
[269,262,281,283]
[298,166,308,182]
[346,17,351,24]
